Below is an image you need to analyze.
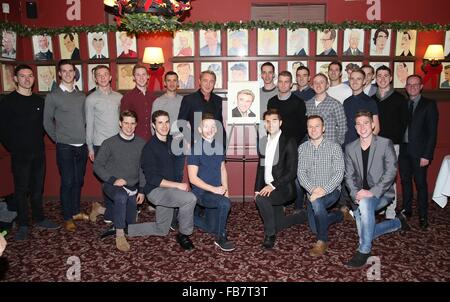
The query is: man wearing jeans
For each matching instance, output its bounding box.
[187,113,235,252]
[344,110,410,268]
[298,115,345,257]
[93,110,146,252]
[43,60,89,232]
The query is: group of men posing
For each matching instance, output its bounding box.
[0,57,438,268]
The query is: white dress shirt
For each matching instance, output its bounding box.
[264,130,282,189]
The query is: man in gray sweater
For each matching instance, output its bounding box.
[93,110,146,252]
[43,59,89,232]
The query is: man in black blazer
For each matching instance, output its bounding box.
[399,75,439,230]
[177,70,224,146]
[254,109,306,249]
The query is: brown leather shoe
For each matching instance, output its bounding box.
[64,220,76,232]
[341,207,354,221]
[89,202,103,222]
[72,212,89,221]
[116,236,130,252]
[309,240,328,257]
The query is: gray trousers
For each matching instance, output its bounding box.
[128,188,196,237]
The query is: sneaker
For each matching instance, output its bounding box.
[345,251,371,268]
[397,212,411,231]
[176,233,194,250]
[35,219,60,230]
[14,226,28,241]
[214,237,235,252]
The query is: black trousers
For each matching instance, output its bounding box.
[11,152,46,226]
[398,143,429,221]
[255,189,305,236]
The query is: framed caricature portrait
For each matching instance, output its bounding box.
[227,81,260,124]
[440,62,450,89]
[37,65,57,92]
[59,33,80,60]
[199,30,221,56]
[393,61,414,88]
[116,32,138,59]
[395,30,417,56]
[370,28,392,56]
[342,62,362,83]
[201,62,222,88]
[369,61,390,84]
[445,31,450,58]
[74,64,83,91]
[342,29,364,56]
[227,29,248,57]
[257,29,279,56]
[1,30,17,59]
[173,30,194,57]
[174,62,195,89]
[228,62,249,82]
[288,60,307,78]
[315,61,332,78]
[88,63,110,90]
[88,32,109,59]
[117,64,135,90]
[257,61,278,87]
[32,34,54,61]
[287,29,309,56]
[316,29,338,56]
[1,63,16,92]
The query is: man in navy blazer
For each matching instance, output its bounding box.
[344,110,410,268]
[399,75,439,230]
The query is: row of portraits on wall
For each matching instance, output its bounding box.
[0,30,137,61]
[1,60,449,93]
[173,29,450,58]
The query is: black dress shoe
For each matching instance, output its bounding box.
[176,233,194,250]
[100,225,128,239]
[397,212,411,231]
[262,235,276,249]
[401,209,412,218]
[345,251,371,268]
[419,219,429,230]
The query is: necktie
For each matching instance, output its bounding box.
[408,101,414,123]
[352,49,356,55]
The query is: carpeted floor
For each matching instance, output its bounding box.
[1,198,449,282]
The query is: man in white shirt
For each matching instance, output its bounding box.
[327,61,352,104]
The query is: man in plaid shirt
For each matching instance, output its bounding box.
[305,73,347,146]
[297,115,345,257]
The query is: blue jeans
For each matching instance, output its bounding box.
[307,189,342,242]
[56,143,87,221]
[194,192,231,239]
[354,196,401,254]
[103,183,137,229]
[294,179,305,210]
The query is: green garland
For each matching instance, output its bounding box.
[1,18,449,36]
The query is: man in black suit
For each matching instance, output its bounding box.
[254,109,306,249]
[399,75,439,230]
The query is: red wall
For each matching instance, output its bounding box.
[1,0,450,199]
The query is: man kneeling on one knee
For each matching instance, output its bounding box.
[93,110,146,252]
[298,115,345,257]
[344,110,410,268]
[255,109,306,249]
[127,110,196,250]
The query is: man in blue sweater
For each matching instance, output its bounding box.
[128,110,197,250]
